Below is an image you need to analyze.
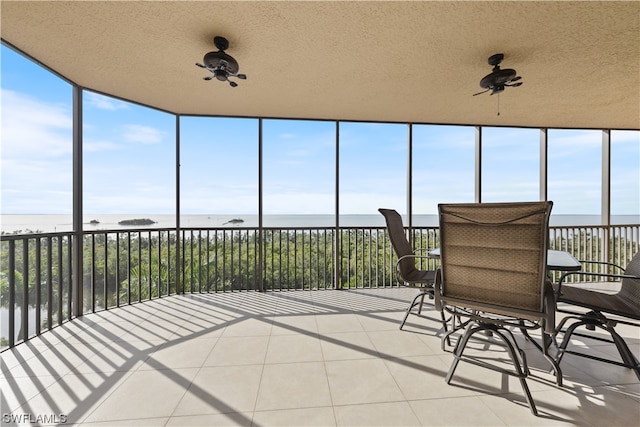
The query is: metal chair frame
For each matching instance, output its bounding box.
[554,256,640,380]
[378,208,441,330]
[435,201,561,417]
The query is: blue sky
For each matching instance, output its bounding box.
[2,44,639,218]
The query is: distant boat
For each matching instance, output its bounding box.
[223,218,244,225]
[89,219,100,225]
[118,218,156,226]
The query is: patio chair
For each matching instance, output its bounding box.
[378,208,437,330]
[434,201,560,416]
[554,252,640,380]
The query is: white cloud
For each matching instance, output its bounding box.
[0,89,72,158]
[123,124,164,144]
[85,92,130,111]
[548,130,602,156]
[1,89,74,213]
[612,130,640,144]
[0,90,168,213]
[83,139,121,152]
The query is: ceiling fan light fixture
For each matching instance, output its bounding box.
[214,69,228,81]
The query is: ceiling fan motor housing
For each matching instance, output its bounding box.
[479,68,517,89]
[203,51,240,75]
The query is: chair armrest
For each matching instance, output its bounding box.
[577,259,625,273]
[396,254,433,273]
[556,270,640,296]
[397,254,432,263]
[395,254,435,284]
[412,248,433,259]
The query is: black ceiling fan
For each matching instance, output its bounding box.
[196,36,247,87]
[473,53,522,96]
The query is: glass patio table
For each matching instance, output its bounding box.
[427,248,581,272]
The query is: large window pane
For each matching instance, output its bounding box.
[412,125,475,225]
[548,129,601,223]
[180,117,258,227]
[611,130,640,224]
[481,127,539,203]
[83,91,176,228]
[263,119,336,227]
[1,45,73,234]
[339,122,407,226]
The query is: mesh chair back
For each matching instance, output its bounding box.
[438,201,552,314]
[378,209,418,278]
[620,252,640,304]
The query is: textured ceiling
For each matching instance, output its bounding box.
[2,1,639,129]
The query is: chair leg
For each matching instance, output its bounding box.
[608,327,640,380]
[399,291,426,330]
[417,290,427,315]
[487,327,538,417]
[446,322,538,416]
[441,311,472,351]
[444,323,472,384]
[557,315,640,381]
[556,317,585,365]
[520,324,563,386]
[542,332,563,386]
[440,309,452,347]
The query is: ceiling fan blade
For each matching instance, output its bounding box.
[473,89,490,96]
[203,76,213,81]
[195,63,206,68]
[506,82,523,87]
[510,76,522,82]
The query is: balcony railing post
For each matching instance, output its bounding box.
[257,229,264,292]
[35,237,42,335]
[72,85,84,318]
[21,239,29,342]
[603,227,610,266]
[8,240,16,347]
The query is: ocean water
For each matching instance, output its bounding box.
[2,214,639,234]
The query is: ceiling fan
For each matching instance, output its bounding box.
[196,36,247,87]
[473,53,522,96]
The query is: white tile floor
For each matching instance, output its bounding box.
[1,288,639,426]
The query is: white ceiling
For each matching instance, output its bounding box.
[2,1,639,129]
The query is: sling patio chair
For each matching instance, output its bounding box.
[554,251,640,380]
[378,208,439,330]
[434,201,562,416]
